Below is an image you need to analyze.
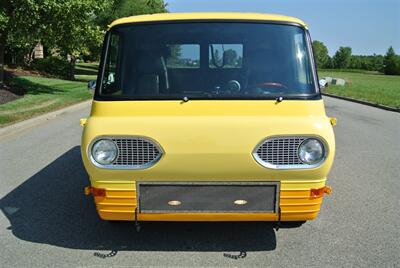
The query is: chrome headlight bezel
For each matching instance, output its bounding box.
[90,138,119,166]
[297,138,326,166]
[253,135,328,170]
[88,136,164,169]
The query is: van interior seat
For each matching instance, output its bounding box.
[245,49,286,87]
[133,50,170,95]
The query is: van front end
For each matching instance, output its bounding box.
[81,100,334,223]
[80,13,335,224]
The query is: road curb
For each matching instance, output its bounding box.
[322,92,400,113]
[0,100,92,138]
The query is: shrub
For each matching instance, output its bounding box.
[384,47,400,75]
[31,57,70,79]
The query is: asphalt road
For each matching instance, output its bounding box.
[0,97,399,267]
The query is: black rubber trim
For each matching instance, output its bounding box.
[94,94,321,101]
[94,20,320,101]
[94,32,110,98]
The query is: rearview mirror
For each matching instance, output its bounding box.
[319,79,327,89]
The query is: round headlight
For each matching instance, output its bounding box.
[91,139,118,165]
[298,138,325,165]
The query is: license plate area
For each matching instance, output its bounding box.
[137,182,279,213]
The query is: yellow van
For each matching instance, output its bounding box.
[81,13,335,229]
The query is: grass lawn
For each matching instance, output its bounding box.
[319,70,400,108]
[74,62,98,82]
[0,76,92,127]
[2,64,398,127]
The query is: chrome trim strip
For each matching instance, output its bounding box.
[88,135,164,170]
[252,135,328,170]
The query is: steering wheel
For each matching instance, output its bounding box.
[246,82,288,95]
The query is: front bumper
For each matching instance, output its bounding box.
[85,179,330,222]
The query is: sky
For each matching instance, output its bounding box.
[165,0,400,56]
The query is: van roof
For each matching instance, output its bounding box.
[108,12,308,29]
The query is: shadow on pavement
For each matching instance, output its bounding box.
[0,146,277,252]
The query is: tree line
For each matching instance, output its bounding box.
[312,40,400,75]
[1,2,398,84]
[0,0,167,82]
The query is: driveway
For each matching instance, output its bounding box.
[0,97,399,267]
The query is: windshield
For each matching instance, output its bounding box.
[97,22,318,100]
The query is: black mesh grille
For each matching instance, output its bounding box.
[139,183,278,213]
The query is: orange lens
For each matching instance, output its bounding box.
[92,188,106,197]
[84,187,106,197]
[310,186,331,198]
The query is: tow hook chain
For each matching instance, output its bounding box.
[223,251,247,259]
[275,207,282,231]
[93,250,117,259]
[134,208,141,232]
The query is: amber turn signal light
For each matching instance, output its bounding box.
[330,117,337,126]
[310,186,332,199]
[84,186,106,197]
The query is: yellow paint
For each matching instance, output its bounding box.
[82,100,335,182]
[80,118,87,127]
[82,99,335,221]
[94,188,137,221]
[89,180,327,221]
[330,117,337,126]
[108,12,308,29]
[82,13,335,222]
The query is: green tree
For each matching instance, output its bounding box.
[88,0,167,62]
[0,0,168,81]
[170,45,182,59]
[0,8,8,84]
[41,0,108,79]
[97,0,167,29]
[383,46,400,75]
[370,54,384,72]
[333,47,352,69]
[312,40,330,69]
[348,54,384,72]
[167,44,182,66]
[1,0,109,80]
[0,0,43,83]
[223,49,238,67]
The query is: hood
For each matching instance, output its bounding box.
[81,99,335,181]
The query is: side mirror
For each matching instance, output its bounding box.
[87,80,96,90]
[319,79,327,89]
